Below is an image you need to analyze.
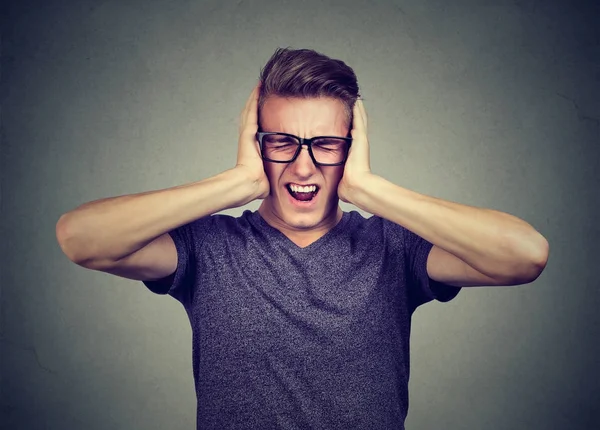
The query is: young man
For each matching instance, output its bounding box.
[56,48,549,429]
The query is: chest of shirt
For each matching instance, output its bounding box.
[186,234,411,362]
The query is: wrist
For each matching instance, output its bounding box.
[343,172,379,209]
[231,166,269,201]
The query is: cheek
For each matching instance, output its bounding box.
[324,167,345,190]
[263,163,284,188]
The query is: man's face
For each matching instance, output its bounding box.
[258,96,349,232]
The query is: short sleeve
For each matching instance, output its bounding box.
[402,226,462,313]
[142,216,213,307]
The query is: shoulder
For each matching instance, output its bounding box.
[346,211,407,239]
[185,210,254,232]
[171,211,255,252]
[340,211,410,250]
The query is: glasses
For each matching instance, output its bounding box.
[256,132,352,166]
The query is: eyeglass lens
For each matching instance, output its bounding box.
[261,134,348,165]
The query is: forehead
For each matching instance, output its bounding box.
[260,96,349,136]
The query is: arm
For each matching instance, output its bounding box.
[338,100,549,287]
[56,84,269,279]
[348,176,548,286]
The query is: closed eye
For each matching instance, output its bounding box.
[264,135,297,145]
[313,138,346,150]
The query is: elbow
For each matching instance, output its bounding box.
[491,231,549,286]
[513,232,550,285]
[56,213,119,271]
[56,214,75,260]
[56,213,88,266]
[534,234,550,273]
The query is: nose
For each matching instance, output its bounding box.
[290,144,317,176]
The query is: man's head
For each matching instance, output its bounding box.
[258,48,359,131]
[256,48,360,236]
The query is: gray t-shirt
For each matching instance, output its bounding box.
[143,210,461,429]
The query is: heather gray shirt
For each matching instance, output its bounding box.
[143,210,461,430]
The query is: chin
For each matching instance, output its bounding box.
[276,202,327,230]
[261,187,338,231]
[282,201,339,231]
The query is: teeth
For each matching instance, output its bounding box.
[290,184,317,193]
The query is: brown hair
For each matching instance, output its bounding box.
[258,47,360,129]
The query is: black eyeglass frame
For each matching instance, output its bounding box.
[255,131,353,167]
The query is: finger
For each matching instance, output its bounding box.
[352,99,367,135]
[244,83,260,113]
[245,83,260,126]
[240,83,260,133]
[358,99,367,131]
[245,84,261,125]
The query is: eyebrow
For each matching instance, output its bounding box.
[259,131,349,139]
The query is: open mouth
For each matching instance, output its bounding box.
[286,183,320,202]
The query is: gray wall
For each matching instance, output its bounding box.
[2,0,598,429]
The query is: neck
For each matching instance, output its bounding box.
[258,201,343,247]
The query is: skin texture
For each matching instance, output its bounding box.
[56,82,549,291]
[339,98,549,286]
[248,86,548,286]
[257,96,348,247]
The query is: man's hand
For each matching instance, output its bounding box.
[337,98,373,204]
[235,83,270,200]
[335,98,548,286]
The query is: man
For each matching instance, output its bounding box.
[56,48,549,429]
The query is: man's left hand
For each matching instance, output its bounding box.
[337,99,373,204]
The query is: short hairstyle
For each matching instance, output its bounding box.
[258,47,360,130]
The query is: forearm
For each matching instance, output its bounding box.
[348,174,549,280]
[56,167,262,265]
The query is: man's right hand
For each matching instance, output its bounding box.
[56,83,272,279]
[235,83,270,200]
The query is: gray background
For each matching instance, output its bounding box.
[2,0,598,429]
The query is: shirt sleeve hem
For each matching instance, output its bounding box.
[142,230,187,296]
[422,242,462,303]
